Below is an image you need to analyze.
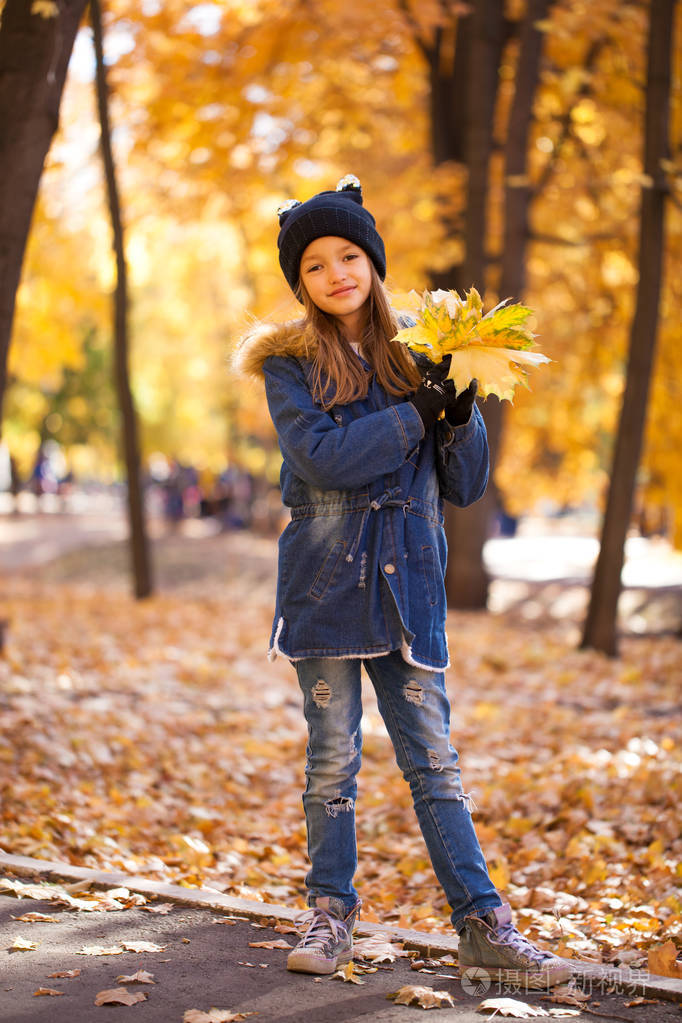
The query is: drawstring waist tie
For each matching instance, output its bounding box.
[345,487,406,566]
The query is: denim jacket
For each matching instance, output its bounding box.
[237,322,489,671]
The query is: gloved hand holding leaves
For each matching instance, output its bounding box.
[411,354,456,430]
[444,378,478,427]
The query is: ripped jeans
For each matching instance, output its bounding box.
[295,650,503,932]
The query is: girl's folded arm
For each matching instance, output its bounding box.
[264,356,424,491]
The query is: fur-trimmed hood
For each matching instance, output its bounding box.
[232,321,312,380]
[233,312,420,380]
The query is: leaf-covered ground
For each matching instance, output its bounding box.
[1,529,680,967]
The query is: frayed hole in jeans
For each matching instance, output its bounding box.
[403,679,424,706]
[325,796,354,818]
[312,679,332,709]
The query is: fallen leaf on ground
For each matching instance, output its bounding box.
[33,988,64,997]
[332,961,365,984]
[477,998,582,1018]
[94,987,147,1006]
[48,969,81,978]
[248,939,291,950]
[142,903,174,914]
[625,997,659,1006]
[183,1010,257,1022]
[544,985,590,1006]
[10,936,38,951]
[353,962,378,975]
[12,912,56,923]
[0,878,67,901]
[0,876,134,913]
[390,985,455,1008]
[116,970,156,984]
[477,998,549,1017]
[648,940,682,979]
[120,940,166,953]
[77,945,126,956]
[106,886,146,906]
[353,934,407,963]
[0,875,104,916]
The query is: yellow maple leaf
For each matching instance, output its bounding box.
[393,287,550,401]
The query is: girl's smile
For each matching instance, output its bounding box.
[329,284,357,297]
[300,236,372,335]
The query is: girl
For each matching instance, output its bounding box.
[237,176,570,990]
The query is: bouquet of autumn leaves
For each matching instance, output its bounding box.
[393,287,550,402]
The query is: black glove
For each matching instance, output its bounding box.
[411,355,456,430]
[444,378,478,427]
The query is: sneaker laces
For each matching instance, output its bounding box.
[490,918,552,966]
[295,907,347,952]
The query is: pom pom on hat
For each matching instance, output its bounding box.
[277,175,386,298]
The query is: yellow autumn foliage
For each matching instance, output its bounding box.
[6,0,682,542]
[394,288,549,401]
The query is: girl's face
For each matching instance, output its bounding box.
[300,236,372,332]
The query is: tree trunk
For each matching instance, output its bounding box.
[581,0,675,656]
[0,0,88,428]
[92,0,153,599]
[445,0,551,608]
[442,0,504,608]
[427,18,470,167]
[424,16,471,297]
[499,0,550,307]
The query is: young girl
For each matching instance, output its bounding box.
[237,176,570,990]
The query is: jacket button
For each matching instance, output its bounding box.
[384,563,396,574]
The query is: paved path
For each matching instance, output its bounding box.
[0,511,129,571]
[0,853,680,1022]
[4,506,682,584]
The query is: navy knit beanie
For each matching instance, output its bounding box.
[277,175,386,299]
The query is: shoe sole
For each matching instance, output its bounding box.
[286,947,352,975]
[459,963,573,990]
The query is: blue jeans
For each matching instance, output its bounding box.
[295,650,503,932]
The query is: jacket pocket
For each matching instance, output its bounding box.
[309,540,347,600]
[421,545,439,606]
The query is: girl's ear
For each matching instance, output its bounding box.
[277,198,302,226]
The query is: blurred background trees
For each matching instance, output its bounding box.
[2,0,680,649]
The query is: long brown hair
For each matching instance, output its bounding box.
[298,264,421,409]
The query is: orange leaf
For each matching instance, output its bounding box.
[94,987,147,1006]
[648,940,682,979]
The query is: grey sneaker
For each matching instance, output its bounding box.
[458,904,572,990]
[287,897,360,975]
